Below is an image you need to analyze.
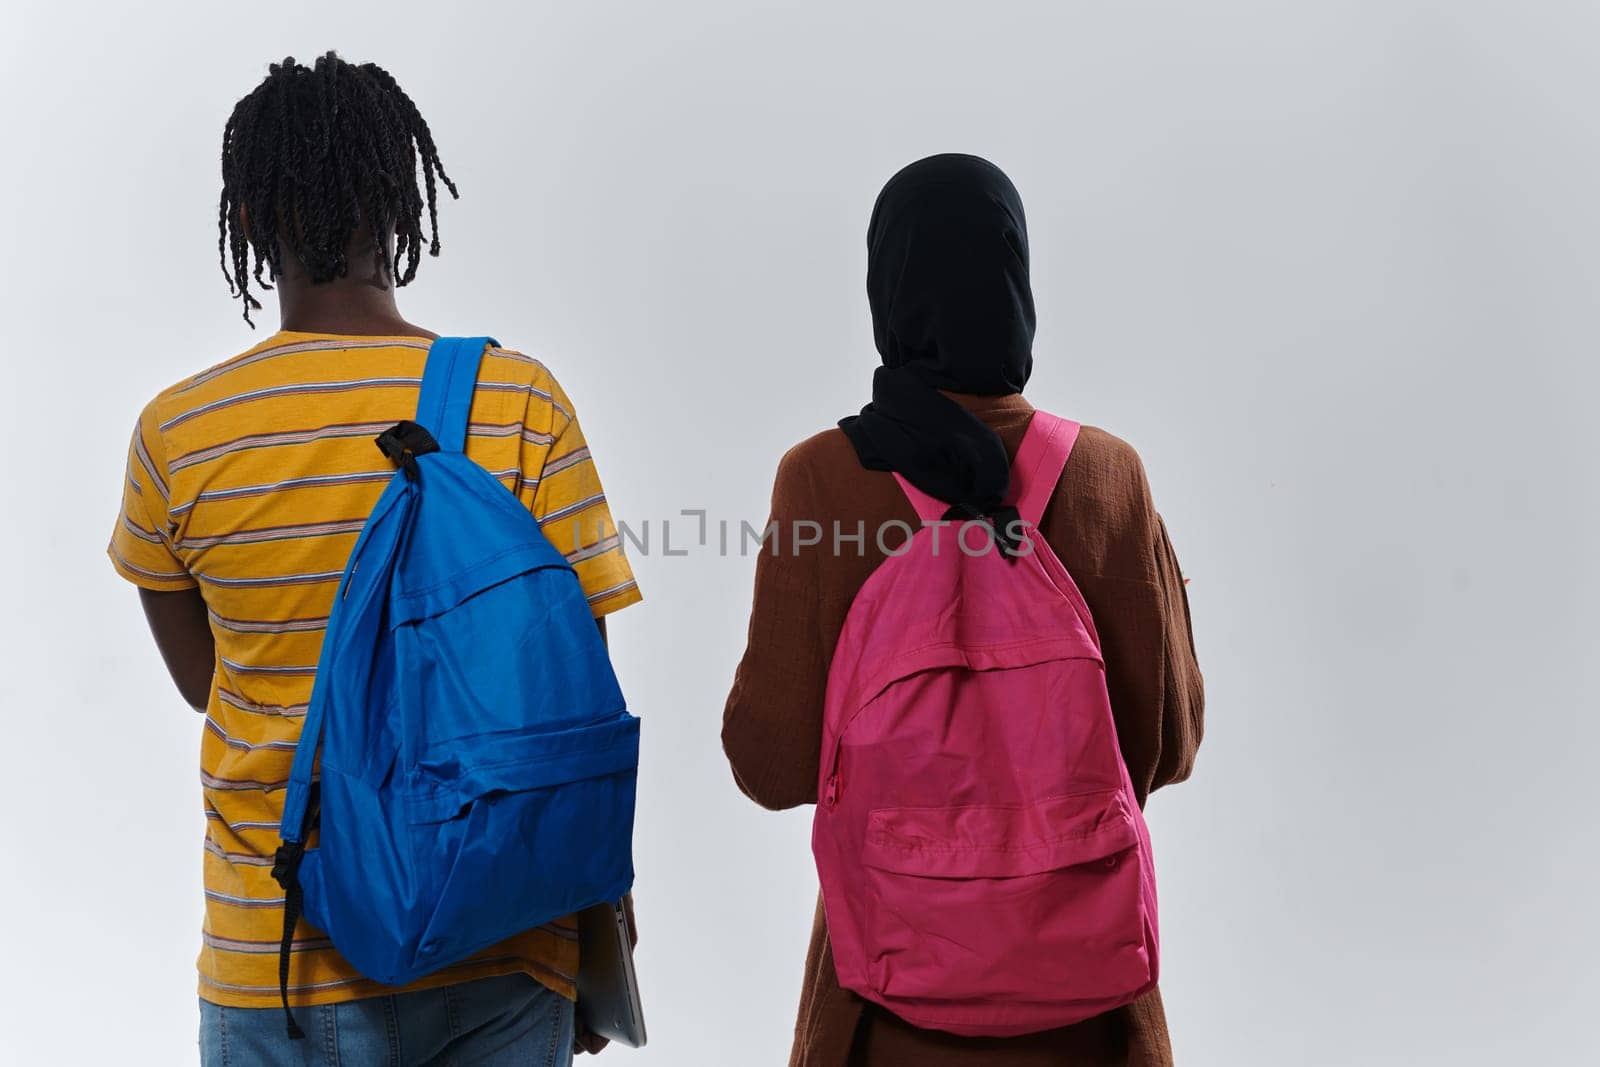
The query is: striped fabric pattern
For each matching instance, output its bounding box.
[108,332,641,1009]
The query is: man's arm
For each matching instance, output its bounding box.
[138,587,215,712]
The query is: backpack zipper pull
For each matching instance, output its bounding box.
[824,774,839,807]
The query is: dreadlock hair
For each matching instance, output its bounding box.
[218,52,457,325]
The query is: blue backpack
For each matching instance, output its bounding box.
[273,337,639,1037]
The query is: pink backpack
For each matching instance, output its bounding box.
[812,411,1159,1037]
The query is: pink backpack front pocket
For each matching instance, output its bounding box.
[858,789,1156,1028]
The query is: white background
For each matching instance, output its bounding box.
[3,2,1596,1063]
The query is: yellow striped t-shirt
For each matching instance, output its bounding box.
[108,331,641,1009]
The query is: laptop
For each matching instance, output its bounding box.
[576,900,647,1048]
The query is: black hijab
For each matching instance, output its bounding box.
[838,154,1035,510]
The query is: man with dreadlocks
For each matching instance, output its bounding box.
[107,53,640,1064]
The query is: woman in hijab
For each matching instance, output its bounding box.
[722,154,1205,1066]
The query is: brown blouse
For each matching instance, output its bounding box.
[722,393,1205,1067]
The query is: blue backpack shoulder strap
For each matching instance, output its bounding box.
[415,336,499,451]
[279,335,498,846]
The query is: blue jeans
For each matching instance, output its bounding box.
[199,974,574,1066]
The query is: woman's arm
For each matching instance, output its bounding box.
[1149,515,1204,791]
[722,450,827,810]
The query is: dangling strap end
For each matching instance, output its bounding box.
[272,781,317,1043]
[271,841,308,1039]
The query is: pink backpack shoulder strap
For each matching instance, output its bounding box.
[889,410,1080,526]
[890,473,948,523]
[1007,411,1081,527]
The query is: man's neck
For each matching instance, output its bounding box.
[273,249,434,339]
